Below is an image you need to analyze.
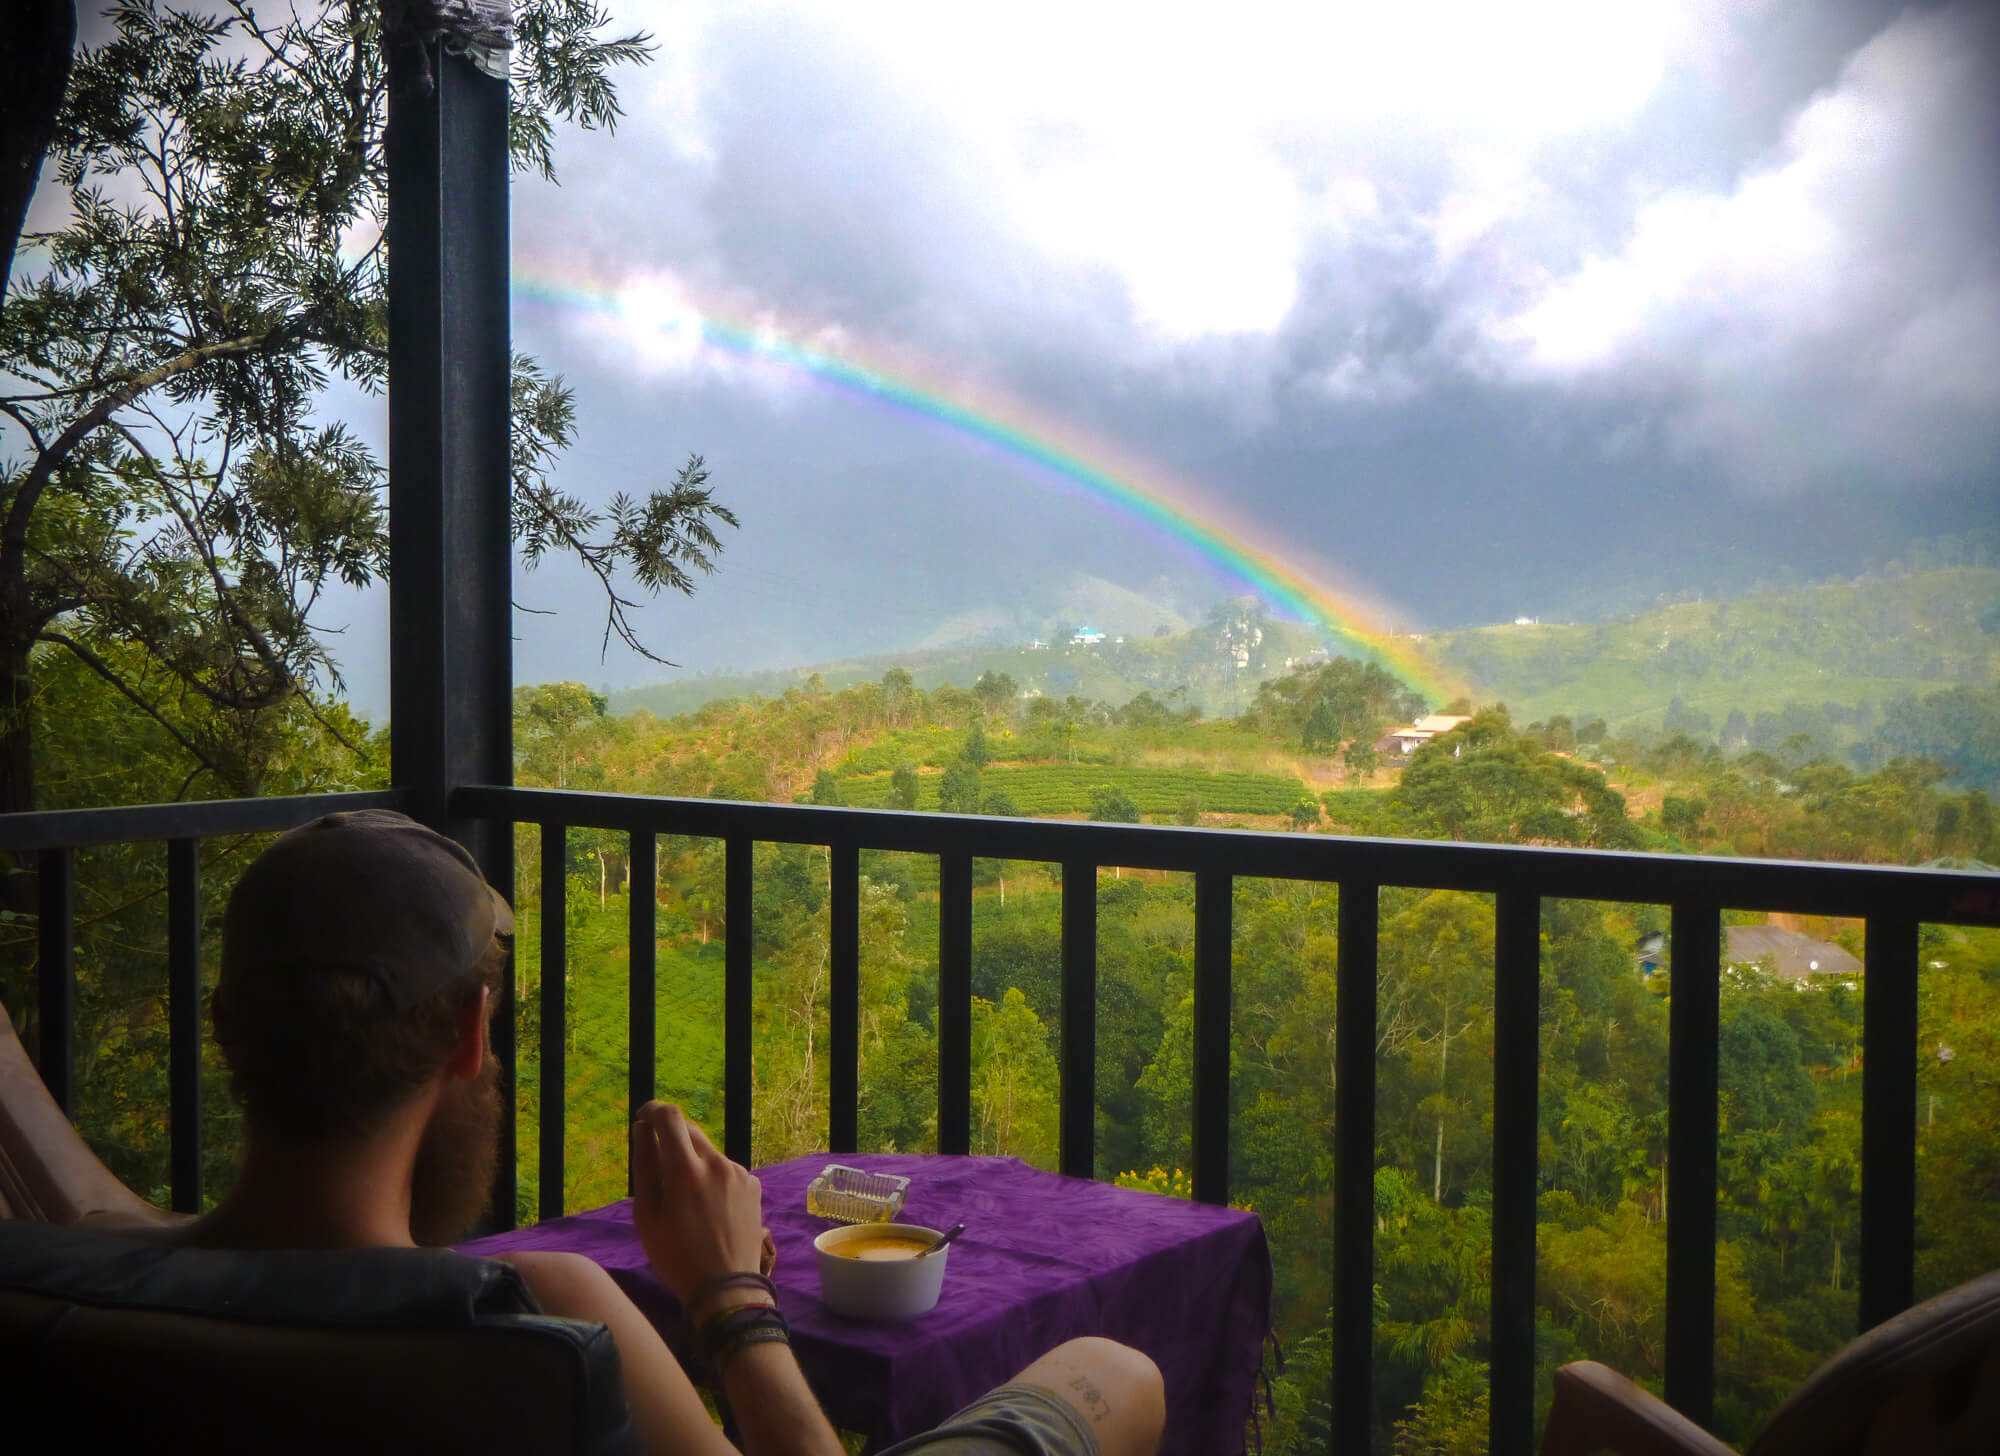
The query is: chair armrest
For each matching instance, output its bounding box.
[1540,1362,1738,1456]
[0,1001,181,1228]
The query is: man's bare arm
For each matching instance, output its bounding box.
[503,1246,843,1456]
[503,1250,742,1456]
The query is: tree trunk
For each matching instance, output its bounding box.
[1434,1007,1450,1202]
[1,0,74,284]
[0,636,38,921]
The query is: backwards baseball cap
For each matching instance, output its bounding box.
[221,809,514,1011]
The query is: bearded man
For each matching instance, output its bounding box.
[168,810,1163,1456]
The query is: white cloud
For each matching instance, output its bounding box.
[542,1,1996,493]
[611,0,1721,343]
[1476,3,2000,489]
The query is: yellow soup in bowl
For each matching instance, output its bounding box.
[836,1235,930,1261]
[814,1221,950,1319]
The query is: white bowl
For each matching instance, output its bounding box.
[813,1222,948,1320]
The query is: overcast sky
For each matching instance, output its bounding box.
[117,1,2000,709]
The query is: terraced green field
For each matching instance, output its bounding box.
[835,763,1306,815]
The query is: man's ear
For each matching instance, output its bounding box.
[444,985,490,1081]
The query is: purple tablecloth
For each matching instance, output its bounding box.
[460,1153,1272,1455]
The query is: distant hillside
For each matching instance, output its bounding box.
[1432,567,1998,733]
[611,608,1338,720]
[610,568,1999,753]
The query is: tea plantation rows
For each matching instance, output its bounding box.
[834,763,1307,815]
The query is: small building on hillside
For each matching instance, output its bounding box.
[1070,626,1106,645]
[1383,713,1473,755]
[1724,925,1864,982]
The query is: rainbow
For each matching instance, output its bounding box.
[511,269,1457,704]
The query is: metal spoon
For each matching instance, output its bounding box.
[917,1222,965,1258]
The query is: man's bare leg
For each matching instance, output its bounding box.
[1007,1337,1164,1456]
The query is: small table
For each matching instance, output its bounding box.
[461,1153,1272,1455]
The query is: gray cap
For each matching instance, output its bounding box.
[221,809,514,1011]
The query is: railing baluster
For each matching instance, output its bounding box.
[628,831,657,1193]
[1192,870,1231,1205]
[493,918,517,1232]
[1333,878,1378,1456]
[36,847,73,1115]
[1490,890,1541,1456]
[938,851,973,1155]
[829,843,860,1153]
[725,834,754,1166]
[167,838,202,1214]
[1059,859,1097,1179]
[540,822,567,1221]
[17,780,1974,1438]
[1666,899,1720,1425]
[1861,912,1917,1330]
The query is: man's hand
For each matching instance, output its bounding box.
[630,1102,770,1322]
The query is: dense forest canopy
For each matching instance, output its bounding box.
[487,668,2000,1452]
[17,624,1995,1454]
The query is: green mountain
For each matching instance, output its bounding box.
[610,605,1332,720]
[1431,566,1997,733]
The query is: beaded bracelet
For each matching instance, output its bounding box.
[700,1302,791,1371]
[687,1270,778,1315]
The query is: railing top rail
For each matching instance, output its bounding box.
[456,783,2000,927]
[0,791,410,853]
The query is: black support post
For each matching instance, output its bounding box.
[1059,860,1097,1178]
[540,823,566,1221]
[167,838,201,1214]
[1489,890,1541,1456]
[1191,870,1231,1205]
[1861,913,1917,1331]
[725,834,754,1166]
[938,851,973,1155]
[385,24,516,1228]
[830,843,860,1153]
[628,831,657,1174]
[1332,878,1378,1456]
[1666,900,1720,1426]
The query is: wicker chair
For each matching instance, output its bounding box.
[1540,1268,2000,1456]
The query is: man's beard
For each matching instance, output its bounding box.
[409,1054,502,1246]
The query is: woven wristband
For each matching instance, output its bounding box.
[710,1320,791,1371]
[701,1304,790,1370]
[688,1270,778,1314]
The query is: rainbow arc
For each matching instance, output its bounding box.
[512,270,1458,703]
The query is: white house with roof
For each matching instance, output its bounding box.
[1381,713,1473,755]
[1724,925,1864,982]
[1070,626,1106,645]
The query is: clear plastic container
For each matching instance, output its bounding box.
[806,1164,910,1224]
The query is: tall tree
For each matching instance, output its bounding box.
[1,1,75,285]
[0,0,735,824]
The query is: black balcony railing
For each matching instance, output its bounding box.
[8,788,1993,1456]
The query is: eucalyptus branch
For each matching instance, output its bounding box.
[38,630,218,772]
[4,328,275,574]
[0,401,49,455]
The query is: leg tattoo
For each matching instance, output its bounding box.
[1066,1368,1111,1423]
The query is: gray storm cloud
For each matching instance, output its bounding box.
[528,0,1998,500]
[1473,3,2000,494]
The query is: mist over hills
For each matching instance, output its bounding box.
[609,564,1999,748]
